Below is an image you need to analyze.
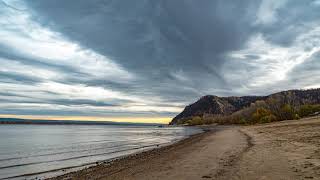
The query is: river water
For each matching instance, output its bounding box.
[0,124,202,179]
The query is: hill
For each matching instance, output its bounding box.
[170,89,320,125]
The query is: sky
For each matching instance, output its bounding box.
[0,0,320,123]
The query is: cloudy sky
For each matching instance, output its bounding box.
[0,0,319,123]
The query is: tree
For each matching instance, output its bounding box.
[187,116,203,125]
[280,104,296,120]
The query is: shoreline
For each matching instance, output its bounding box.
[49,125,245,180]
[49,117,320,180]
[0,125,202,180]
[47,126,216,180]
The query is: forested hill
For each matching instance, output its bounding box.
[170,89,320,125]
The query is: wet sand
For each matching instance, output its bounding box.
[50,117,320,180]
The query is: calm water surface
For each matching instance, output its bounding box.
[0,124,202,179]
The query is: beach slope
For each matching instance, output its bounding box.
[51,117,320,180]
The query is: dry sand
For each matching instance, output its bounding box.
[50,117,320,180]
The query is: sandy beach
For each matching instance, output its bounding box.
[50,116,320,180]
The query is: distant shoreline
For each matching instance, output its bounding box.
[0,118,165,126]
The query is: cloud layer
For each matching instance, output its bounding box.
[0,0,319,121]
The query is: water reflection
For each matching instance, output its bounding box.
[0,124,202,179]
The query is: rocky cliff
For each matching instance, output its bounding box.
[170,89,320,125]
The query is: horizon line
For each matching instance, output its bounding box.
[0,114,172,124]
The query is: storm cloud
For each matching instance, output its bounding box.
[0,0,319,121]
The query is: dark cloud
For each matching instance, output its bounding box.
[256,0,320,46]
[0,71,41,84]
[286,52,320,85]
[26,0,259,83]
[51,99,121,107]
[0,0,319,119]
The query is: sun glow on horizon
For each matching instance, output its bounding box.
[0,114,172,124]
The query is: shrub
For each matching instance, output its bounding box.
[259,114,277,123]
[252,107,273,123]
[298,104,320,117]
[186,116,203,125]
[202,114,216,124]
[279,104,296,120]
[239,117,248,125]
